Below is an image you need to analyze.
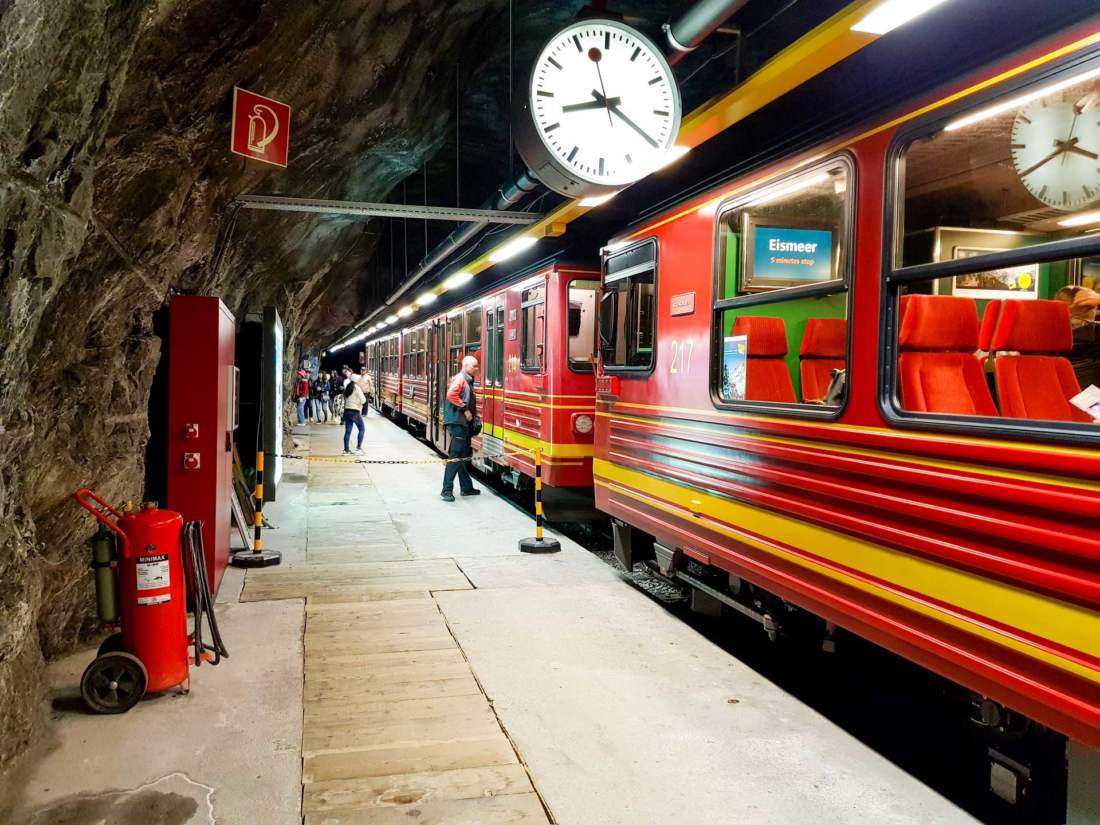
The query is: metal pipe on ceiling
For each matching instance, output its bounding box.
[664,0,751,63]
[340,0,749,345]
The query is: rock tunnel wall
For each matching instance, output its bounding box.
[0,0,504,767]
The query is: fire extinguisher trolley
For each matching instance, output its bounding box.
[73,488,226,713]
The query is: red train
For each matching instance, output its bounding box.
[366,263,601,515]
[362,24,1100,754]
[595,25,1100,750]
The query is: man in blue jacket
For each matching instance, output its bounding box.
[441,355,481,502]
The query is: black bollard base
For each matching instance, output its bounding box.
[519,536,561,554]
[230,549,282,567]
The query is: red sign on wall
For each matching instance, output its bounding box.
[230,87,291,168]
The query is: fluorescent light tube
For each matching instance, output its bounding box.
[579,191,619,208]
[489,236,537,263]
[945,65,1100,131]
[1059,209,1100,228]
[416,291,438,305]
[851,0,950,35]
[442,271,473,290]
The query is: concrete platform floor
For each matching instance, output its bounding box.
[2,411,982,824]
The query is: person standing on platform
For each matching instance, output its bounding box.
[310,373,326,423]
[440,355,480,502]
[320,372,335,423]
[295,366,311,426]
[358,365,374,415]
[342,376,367,455]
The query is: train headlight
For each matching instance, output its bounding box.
[572,414,594,435]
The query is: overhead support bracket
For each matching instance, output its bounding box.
[234,194,540,225]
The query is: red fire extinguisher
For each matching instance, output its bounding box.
[73,488,227,713]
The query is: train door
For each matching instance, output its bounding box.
[480,297,506,456]
[430,318,447,451]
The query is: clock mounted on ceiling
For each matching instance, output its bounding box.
[1011,91,1100,211]
[513,18,682,198]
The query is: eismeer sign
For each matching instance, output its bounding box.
[752,226,833,285]
[231,87,291,168]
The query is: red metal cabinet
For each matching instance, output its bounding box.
[166,296,236,594]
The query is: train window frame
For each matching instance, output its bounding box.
[494,305,505,385]
[485,304,497,387]
[520,282,547,374]
[600,238,659,376]
[465,306,482,356]
[708,154,856,420]
[567,277,600,374]
[880,52,1100,446]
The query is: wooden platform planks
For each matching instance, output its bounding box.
[239,558,471,602]
[242,440,550,824]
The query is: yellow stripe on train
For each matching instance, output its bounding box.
[594,458,1100,685]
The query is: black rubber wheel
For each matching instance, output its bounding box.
[97,632,125,657]
[80,652,147,714]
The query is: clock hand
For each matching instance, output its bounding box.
[562,96,622,113]
[1018,143,1069,179]
[1056,139,1099,160]
[606,101,658,149]
[593,60,614,128]
[1063,109,1082,167]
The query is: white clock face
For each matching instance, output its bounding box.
[1011,90,1100,211]
[530,19,680,187]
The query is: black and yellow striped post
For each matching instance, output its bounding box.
[231,449,282,567]
[254,450,264,552]
[519,447,560,554]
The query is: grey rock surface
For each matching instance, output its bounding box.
[0,0,506,769]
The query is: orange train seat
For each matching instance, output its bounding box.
[799,318,846,403]
[897,294,998,416]
[990,299,1091,422]
[731,316,796,403]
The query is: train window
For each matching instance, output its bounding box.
[884,63,1100,439]
[601,241,657,371]
[712,158,853,410]
[402,332,414,377]
[717,160,849,299]
[448,315,463,376]
[568,279,599,372]
[465,307,482,355]
[485,308,497,386]
[521,284,546,372]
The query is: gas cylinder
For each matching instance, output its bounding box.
[116,502,189,693]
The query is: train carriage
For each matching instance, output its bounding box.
[366,263,600,512]
[595,24,1100,748]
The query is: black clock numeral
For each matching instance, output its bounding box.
[1018,114,1032,124]
[1010,143,1025,149]
[548,56,562,70]
[568,146,578,162]
[604,31,610,49]
[625,154,632,165]
[599,157,605,176]
[1084,185,1094,198]
[544,122,560,133]
[654,110,669,117]
[648,76,662,86]
[573,34,582,51]
[1038,184,1048,200]
[631,47,640,62]
[537,90,554,98]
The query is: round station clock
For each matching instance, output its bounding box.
[1011,93,1100,211]
[514,18,681,198]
